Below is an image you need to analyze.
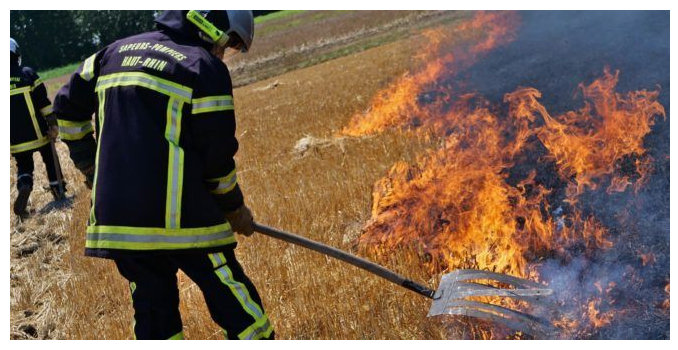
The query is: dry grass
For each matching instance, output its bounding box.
[229,10,469,86]
[10,14,477,339]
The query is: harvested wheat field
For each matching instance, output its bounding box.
[9,10,670,340]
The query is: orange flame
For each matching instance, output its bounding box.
[341,11,520,137]
[344,11,665,339]
[637,250,656,266]
[514,68,665,201]
[586,299,614,329]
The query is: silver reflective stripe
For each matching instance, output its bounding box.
[87,230,232,244]
[215,265,264,319]
[209,252,225,267]
[80,54,96,81]
[59,124,91,135]
[168,146,182,228]
[193,96,233,113]
[215,173,237,192]
[242,320,271,340]
[97,74,191,101]
[169,100,180,140]
[166,98,184,229]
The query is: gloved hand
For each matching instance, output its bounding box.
[81,165,95,189]
[225,204,254,237]
[48,125,59,140]
[45,114,59,140]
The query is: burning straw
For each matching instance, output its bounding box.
[340,11,668,339]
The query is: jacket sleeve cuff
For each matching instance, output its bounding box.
[213,184,244,213]
[65,136,97,173]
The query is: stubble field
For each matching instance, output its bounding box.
[10,11,470,339]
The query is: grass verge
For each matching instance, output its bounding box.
[39,63,79,81]
[255,10,305,24]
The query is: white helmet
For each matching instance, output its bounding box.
[186,10,254,52]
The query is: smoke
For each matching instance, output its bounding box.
[350,11,669,339]
[462,11,670,339]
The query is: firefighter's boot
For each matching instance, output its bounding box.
[14,174,33,219]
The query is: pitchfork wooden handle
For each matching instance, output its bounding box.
[252,222,436,299]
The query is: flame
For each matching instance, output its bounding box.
[518,68,665,201]
[637,250,656,266]
[586,299,614,329]
[341,11,520,137]
[662,282,669,310]
[342,11,666,339]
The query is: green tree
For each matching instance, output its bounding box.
[10,10,156,71]
[10,10,92,70]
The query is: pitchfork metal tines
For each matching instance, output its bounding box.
[428,269,555,338]
[253,222,555,338]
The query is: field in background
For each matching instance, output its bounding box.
[10,11,473,339]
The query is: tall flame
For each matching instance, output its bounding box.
[343,12,666,338]
[510,69,665,201]
[341,11,520,137]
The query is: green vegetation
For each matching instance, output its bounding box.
[256,11,347,37]
[254,10,305,24]
[39,63,80,81]
[11,11,157,71]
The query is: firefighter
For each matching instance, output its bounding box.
[53,11,273,340]
[10,37,66,218]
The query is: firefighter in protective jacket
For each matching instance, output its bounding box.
[53,11,273,340]
[10,37,66,218]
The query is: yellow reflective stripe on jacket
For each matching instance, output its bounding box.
[10,136,49,154]
[10,82,47,96]
[85,222,235,250]
[80,53,97,81]
[164,98,185,229]
[23,91,43,139]
[96,72,192,102]
[39,105,53,117]
[207,169,237,194]
[191,95,234,114]
[58,119,94,140]
[90,90,107,225]
[9,85,31,95]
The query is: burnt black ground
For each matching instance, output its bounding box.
[453,11,669,339]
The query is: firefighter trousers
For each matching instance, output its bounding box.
[113,247,274,340]
[12,143,60,190]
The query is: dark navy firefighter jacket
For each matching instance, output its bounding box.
[54,11,245,258]
[10,63,55,154]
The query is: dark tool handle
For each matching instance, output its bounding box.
[50,140,65,195]
[252,222,435,299]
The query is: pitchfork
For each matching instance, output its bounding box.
[253,222,555,338]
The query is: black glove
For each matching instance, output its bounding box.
[81,165,95,189]
[225,205,254,237]
[45,114,59,140]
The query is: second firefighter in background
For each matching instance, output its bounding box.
[10,37,66,218]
